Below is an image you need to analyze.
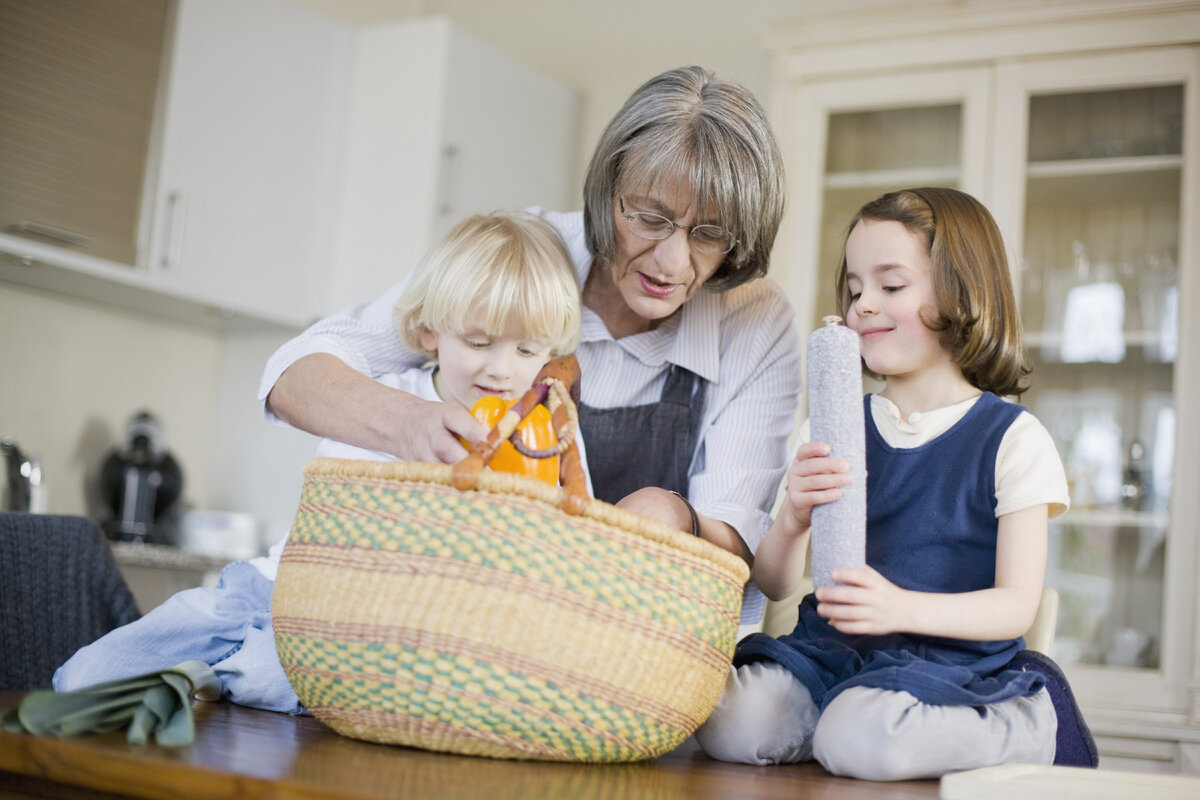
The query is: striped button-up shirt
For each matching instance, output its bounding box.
[260,210,803,622]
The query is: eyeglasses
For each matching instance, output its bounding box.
[619,198,737,255]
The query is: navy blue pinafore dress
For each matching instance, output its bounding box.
[735,392,1044,709]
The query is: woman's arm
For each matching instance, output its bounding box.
[686,283,803,562]
[815,504,1049,640]
[258,277,490,461]
[267,354,485,462]
[615,488,750,562]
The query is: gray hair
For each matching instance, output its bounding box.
[583,66,786,290]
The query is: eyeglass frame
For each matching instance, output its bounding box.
[618,198,738,255]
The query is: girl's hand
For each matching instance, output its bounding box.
[779,441,851,534]
[752,441,853,601]
[815,566,912,636]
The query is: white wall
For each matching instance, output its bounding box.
[0,279,317,549]
[207,330,319,550]
[0,283,222,519]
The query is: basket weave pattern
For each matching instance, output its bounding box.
[273,458,749,761]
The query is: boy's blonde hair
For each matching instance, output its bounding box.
[394,212,581,358]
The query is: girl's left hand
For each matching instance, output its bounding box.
[814,566,912,635]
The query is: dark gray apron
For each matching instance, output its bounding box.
[577,365,707,504]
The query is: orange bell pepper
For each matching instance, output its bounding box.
[465,396,559,485]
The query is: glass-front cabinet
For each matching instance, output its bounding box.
[769,1,1200,773]
[991,50,1198,740]
[774,68,991,334]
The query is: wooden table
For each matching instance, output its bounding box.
[0,693,940,800]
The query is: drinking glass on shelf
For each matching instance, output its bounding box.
[1045,242,1127,364]
[1140,253,1178,363]
[1060,278,1126,363]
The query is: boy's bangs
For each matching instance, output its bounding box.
[462,283,573,349]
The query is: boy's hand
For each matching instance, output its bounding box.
[779,441,852,534]
[815,566,911,635]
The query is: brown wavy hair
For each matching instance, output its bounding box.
[834,187,1030,397]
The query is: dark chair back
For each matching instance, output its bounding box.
[1,512,141,690]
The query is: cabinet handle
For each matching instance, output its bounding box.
[437,145,459,217]
[159,191,187,270]
[14,221,91,249]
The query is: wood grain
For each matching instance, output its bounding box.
[0,692,940,799]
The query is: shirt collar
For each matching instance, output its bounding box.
[579,288,720,383]
[870,392,982,438]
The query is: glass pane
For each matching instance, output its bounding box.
[1028,86,1183,161]
[1049,521,1166,668]
[1020,85,1182,669]
[825,104,962,173]
[815,104,963,320]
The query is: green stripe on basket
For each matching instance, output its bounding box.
[279,544,733,674]
[275,631,693,761]
[290,480,742,647]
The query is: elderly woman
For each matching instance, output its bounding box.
[260,66,801,623]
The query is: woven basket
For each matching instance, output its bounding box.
[272,457,750,762]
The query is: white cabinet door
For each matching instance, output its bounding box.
[145,0,351,327]
[326,17,579,316]
[327,18,448,316]
[436,27,580,243]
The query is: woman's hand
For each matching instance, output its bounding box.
[616,487,693,533]
[267,353,487,462]
[402,396,487,463]
[616,487,750,563]
[815,566,911,636]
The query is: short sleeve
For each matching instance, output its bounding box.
[994,411,1071,519]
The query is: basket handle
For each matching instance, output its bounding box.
[450,355,591,515]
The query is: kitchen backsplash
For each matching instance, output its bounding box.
[0,281,317,545]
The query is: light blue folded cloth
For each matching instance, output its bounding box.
[53,561,304,715]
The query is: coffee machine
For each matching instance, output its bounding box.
[99,411,183,543]
[2,437,44,512]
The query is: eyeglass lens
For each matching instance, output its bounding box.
[621,204,734,254]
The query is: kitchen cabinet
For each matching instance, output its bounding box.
[0,0,168,268]
[0,2,579,327]
[0,0,352,330]
[327,16,580,314]
[143,0,350,327]
[767,0,1200,773]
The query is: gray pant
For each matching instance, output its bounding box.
[694,662,1057,780]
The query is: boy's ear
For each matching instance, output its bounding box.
[417,327,439,354]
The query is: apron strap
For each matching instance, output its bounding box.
[577,365,707,503]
